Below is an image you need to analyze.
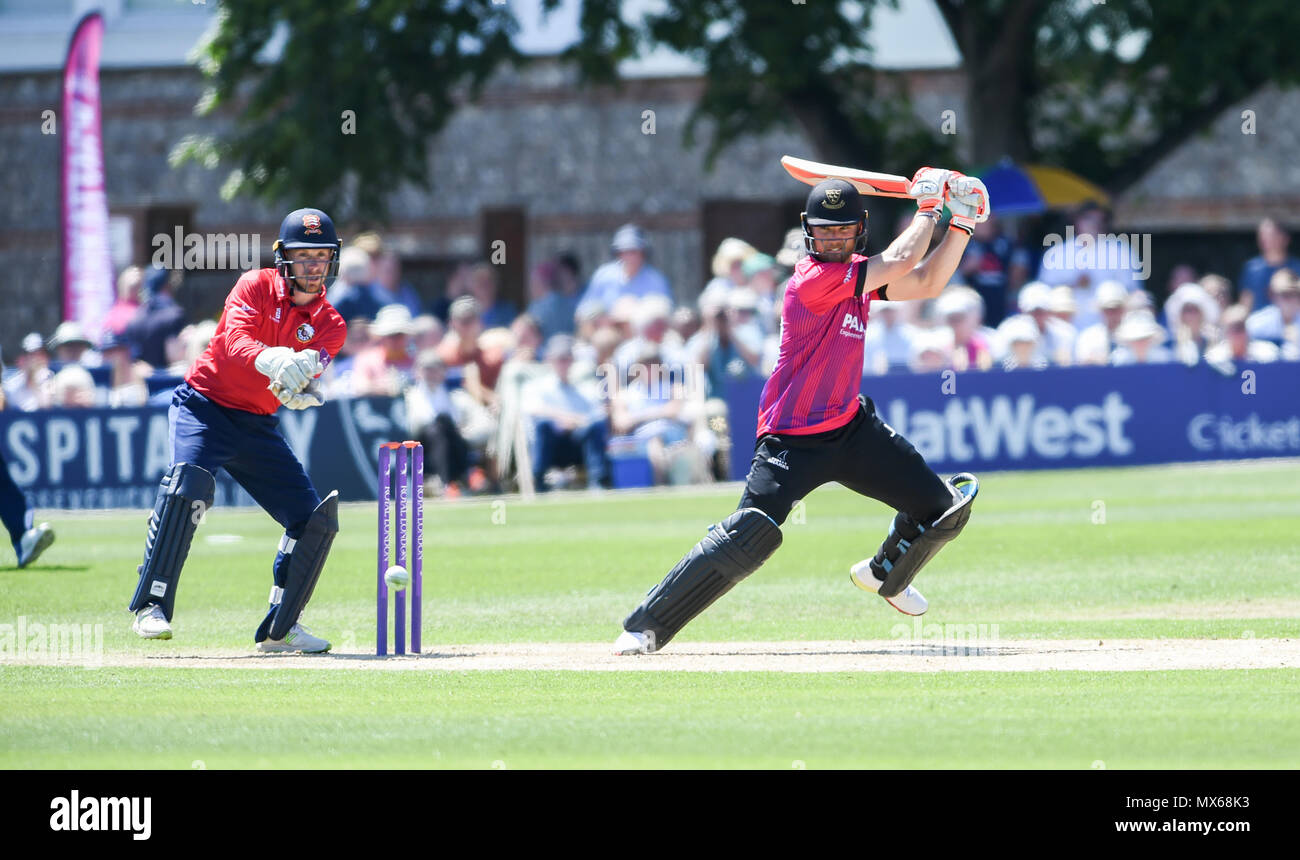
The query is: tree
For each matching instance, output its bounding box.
[172,0,518,218]
[562,0,953,172]
[588,0,1300,193]
[181,0,1300,213]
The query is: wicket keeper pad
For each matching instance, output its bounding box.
[623,507,782,648]
[873,473,978,598]
[257,491,339,642]
[128,463,216,620]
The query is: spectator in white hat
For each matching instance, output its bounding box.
[1074,281,1129,365]
[997,281,1075,365]
[1048,285,1078,327]
[699,237,759,308]
[1111,310,1173,365]
[909,327,954,374]
[48,321,102,369]
[3,333,54,411]
[51,364,97,408]
[353,304,416,396]
[999,316,1047,370]
[935,286,992,372]
[1165,282,1219,365]
[580,224,674,312]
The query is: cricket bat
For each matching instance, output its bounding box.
[781,155,912,199]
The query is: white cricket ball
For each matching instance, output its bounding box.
[384,564,410,591]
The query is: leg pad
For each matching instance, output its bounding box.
[623,507,782,649]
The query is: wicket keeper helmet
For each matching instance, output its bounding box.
[273,207,341,289]
[801,179,867,260]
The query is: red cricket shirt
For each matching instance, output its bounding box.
[187,268,347,415]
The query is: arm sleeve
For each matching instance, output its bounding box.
[793,256,869,314]
[217,274,272,369]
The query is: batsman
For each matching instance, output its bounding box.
[128,208,347,653]
[615,168,986,654]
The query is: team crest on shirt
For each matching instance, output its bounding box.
[296,322,315,343]
[823,189,845,210]
[302,214,322,235]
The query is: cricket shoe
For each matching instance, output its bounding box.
[132,604,173,640]
[850,560,928,616]
[257,623,331,654]
[612,629,657,655]
[15,522,55,568]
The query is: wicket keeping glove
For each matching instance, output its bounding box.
[271,379,325,410]
[254,347,322,395]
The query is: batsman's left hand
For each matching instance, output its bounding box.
[908,167,951,215]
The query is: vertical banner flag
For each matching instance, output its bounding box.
[61,11,114,332]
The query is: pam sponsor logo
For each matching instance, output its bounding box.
[840,311,865,339]
[891,616,1000,656]
[50,790,151,840]
[1188,413,1300,453]
[1040,226,1152,280]
[151,228,259,271]
[885,392,1134,462]
[0,616,104,667]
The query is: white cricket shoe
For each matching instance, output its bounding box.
[257,623,331,654]
[613,629,657,655]
[16,522,55,568]
[132,604,173,640]
[850,560,928,616]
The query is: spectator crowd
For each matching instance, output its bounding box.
[6,215,1298,497]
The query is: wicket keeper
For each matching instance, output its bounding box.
[615,169,987,654]
[128,208,346,653]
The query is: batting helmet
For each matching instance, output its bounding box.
[273,207,342,291]
[800,179,867,260]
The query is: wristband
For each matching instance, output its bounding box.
[916,209,940,223]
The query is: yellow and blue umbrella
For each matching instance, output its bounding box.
[976,159,1111,215]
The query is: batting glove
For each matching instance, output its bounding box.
[909,167,951,216]
[946,173,989,235]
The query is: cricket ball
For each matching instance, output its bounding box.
[384,564,410,591]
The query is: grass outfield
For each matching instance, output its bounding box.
[1,459,1297,768]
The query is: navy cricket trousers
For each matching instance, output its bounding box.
[169,383,321,537]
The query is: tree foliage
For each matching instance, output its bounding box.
[562,0,953,173]
[173,0,518,218]
[181,0,1300,213]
